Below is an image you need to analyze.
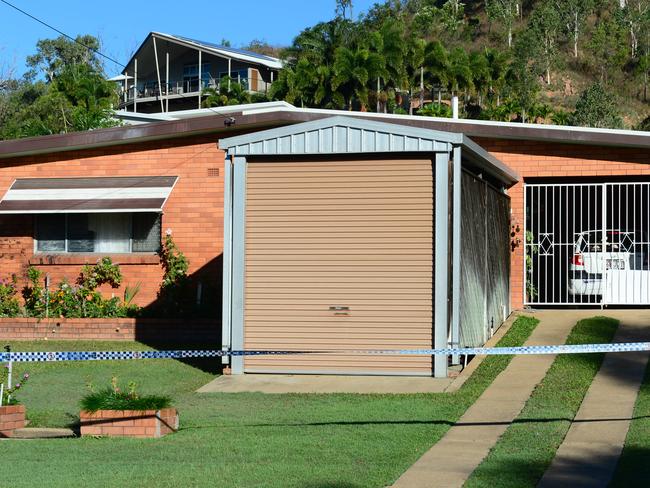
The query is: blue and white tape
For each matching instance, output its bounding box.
[1,341,650,362]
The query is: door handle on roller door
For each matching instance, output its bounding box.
[329,306,350,315]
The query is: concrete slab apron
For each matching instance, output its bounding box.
[538,314,650,488]
[392,311,594,488]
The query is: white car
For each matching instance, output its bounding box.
[568,230,642,296]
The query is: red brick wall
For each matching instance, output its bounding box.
[476,138,650,310]
[0,317,219,343]
[0,405,26,437]
[0,136,224,311]
[80,408,178,438]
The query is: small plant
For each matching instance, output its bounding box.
[22,259,139,318]
[525,230,538,302]
[77,257,122,290]
[80,376,171,413]
[156,233,193,316]
[0,275,21,317]
[22,266,46,317]
[160,234,189,288]
[1,369,30,406]
[417,102,452,118]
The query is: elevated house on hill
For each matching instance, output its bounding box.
[111,32,282,114]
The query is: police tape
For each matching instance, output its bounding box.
[1,341,650,362]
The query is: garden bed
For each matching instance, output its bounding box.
[80,408,178,438]
[0,404,26,437]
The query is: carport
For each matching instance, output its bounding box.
[219,116,518,377]
[525,180,650,306]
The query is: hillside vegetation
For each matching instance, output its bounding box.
[266,0,650,129]
[2,0,650,140]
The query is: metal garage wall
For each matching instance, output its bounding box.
[460,171,510,347]
[243,159,434,375]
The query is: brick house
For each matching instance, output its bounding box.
[0,104,648,373]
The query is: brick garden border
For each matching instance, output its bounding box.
[80,408,178,438]
[0,405,26,437]
[0,317,218,343]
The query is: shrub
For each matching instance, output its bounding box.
[155,233,193,317]
[22,258,139,318]
[0,276,21,317]
[80,377,171,412]
[417,102,452,117]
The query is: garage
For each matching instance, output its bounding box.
[220,116,518,377]
[525,181,650,306]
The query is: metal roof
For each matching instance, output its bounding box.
[220,116,519,185]
[146,32,283,70]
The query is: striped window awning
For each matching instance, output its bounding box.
[0,176,178,213]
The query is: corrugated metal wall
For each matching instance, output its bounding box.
[460,171,510,347]
[243,159,434,375]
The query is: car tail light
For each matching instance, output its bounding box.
[572,253,584,266]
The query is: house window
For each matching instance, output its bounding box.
[35,213,161,254]
[183,63,211,91]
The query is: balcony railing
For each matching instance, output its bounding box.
[119,76,270,105]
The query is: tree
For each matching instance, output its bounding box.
[487,0,519,47]
[1,35,119,140]
[506,30,541,123]
[571,82,624,128]
[589,15,629,83]
[424,41,450,103]
[332,44,385,110]
[336,0,354,20]
[618,0,650,58]
[528,1,562,84]
[469,51,490,105]
[26,35,104,82]
[203,76,252,107]
[446,47,473,97]
[440,0,466,33]
[484,47,510,105]
[636,52,650,100]
[555,0,594,58]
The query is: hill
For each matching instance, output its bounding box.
[267,0,650,129]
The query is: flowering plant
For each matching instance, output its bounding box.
[80,376,171,412]
[1,367,30,406]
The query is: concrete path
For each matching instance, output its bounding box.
[392,310,599,488]
[198,374,451,394]
[538,313,650,488]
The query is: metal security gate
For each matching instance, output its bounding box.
[525,182,650,305]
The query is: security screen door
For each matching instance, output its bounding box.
[525,182,650,305]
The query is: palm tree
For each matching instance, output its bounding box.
[332,45,385,110]
[405,37,426,113]
[423,41,449,104]
[469,51,490,106]
[484,48,510,106]
[369,19,407,112]
[446,47,473,98]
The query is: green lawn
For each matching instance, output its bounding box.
[610,354,650,486]
[465,316,619,488]
[0,316,538,488]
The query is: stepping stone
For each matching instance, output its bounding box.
[10,428,75,439]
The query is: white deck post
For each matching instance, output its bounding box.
[198,50,202,109]
[134,58,138,113]
[165,52,169,112]
[153,36,165,113]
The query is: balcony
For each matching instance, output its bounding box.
[118,76,270,107]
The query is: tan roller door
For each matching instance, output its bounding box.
[244,159,434,374]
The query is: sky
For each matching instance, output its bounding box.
[0,0,378,78]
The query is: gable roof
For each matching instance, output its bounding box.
[123,32,283,73]
[220,115,518,185]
